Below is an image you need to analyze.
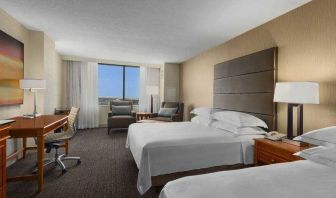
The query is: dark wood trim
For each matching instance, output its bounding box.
[151,164,251,187]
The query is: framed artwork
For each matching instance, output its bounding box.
[0,29,24,106]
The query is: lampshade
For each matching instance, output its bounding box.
[20,79,46,90]
[274,82,319,104]
[146,85,159,95]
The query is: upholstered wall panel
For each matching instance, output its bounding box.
[214,48,276,79]
[214,71,275,94]
[214,93,274,114]
[213,48,277,130]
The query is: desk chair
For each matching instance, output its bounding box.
[33,107,81,174]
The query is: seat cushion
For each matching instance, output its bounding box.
[108,115,136,128]
[45,132,71,143]
[149,117,173,122]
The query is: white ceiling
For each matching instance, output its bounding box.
[0,0,310,64]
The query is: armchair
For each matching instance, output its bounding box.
[107,100,136,134]
[150,102,184,122]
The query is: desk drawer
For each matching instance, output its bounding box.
[0,126,9,140]
[0,145,4,187]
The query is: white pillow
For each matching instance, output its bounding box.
[191,115,212,127]
[212,111,268,129]
[190,107,219,118]
[237,127,267,136]
[294,146,336,168]
[210,120,238,133]
[211,121,267,136]
[294,126,336,147]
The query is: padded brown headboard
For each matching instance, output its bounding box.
[213,47,278,130]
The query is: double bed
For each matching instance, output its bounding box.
[126,122,264,194]
[126,47,278,194]
[159,160,336,198]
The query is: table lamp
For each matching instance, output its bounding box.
[146,85,159,113]
[20,79,46,117]
[274,82,319,139]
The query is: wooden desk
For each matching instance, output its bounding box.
[7,115,68,192]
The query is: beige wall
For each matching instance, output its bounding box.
[0,9,65,164]
[44,34,64,114]
[163,63,180,102]
[180,0,336,133]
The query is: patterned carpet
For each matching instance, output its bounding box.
[7,128,159,198]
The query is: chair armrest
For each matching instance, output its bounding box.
[108,111,113,117]
[171,114,182,122]
[132,111,136,118]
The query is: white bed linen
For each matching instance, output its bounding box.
[160,160,336,198]
[125,122,263,194]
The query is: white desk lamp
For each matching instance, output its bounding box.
[20,79,46,117]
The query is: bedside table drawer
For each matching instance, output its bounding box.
[255,139,308,166]
[257,150,288,164]
[256,141,302,161]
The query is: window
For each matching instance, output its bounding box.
[98,64,140,105]
[125,66,140,100]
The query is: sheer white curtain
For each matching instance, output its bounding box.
[65,61,99,129]
[139,67,160,112]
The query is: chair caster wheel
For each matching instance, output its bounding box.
[61,169,67,174]
[77,159,81,165]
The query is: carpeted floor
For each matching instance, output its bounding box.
[7,128,159,198]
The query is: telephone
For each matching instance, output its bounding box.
[265,131,286,141]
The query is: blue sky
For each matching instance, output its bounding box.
[98,64,140,99]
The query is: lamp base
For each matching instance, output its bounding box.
[23,114,41,119]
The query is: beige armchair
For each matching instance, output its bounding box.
[150,102,184,122]
[107,100,136,134]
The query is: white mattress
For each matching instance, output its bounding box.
[125,122,263,194]
[160,160,336,198]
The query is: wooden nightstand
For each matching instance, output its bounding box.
[254,138,309,166]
